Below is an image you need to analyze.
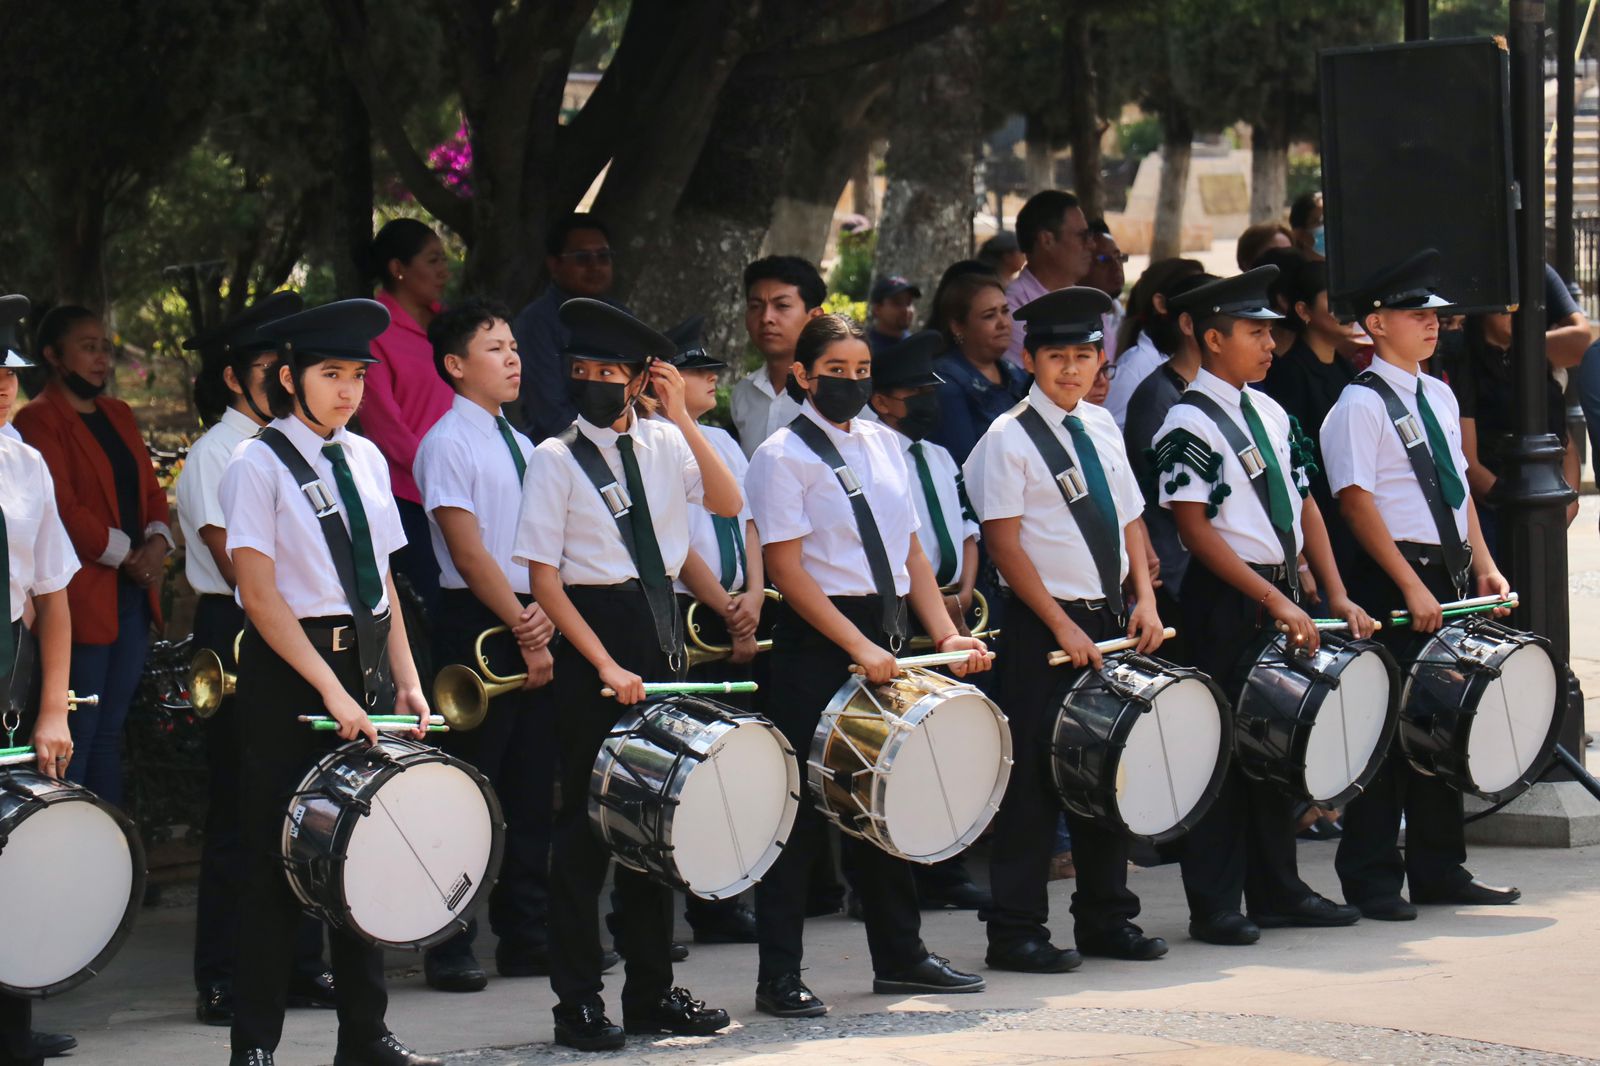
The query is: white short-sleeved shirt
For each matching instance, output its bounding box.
[1,435,80,621]
[665,420,751,596]
[1,423,20,442]
[964,386,1142,601]
[1155,369,1306,565]
[747,401,921,598]
[894,429,978,587]
[1103,331,1164,430]
[414,394,534,595]
[176,407,259,596]
[512,413,704,586]
[1321,354,1469,544]
[219,416,407,617]
[730,369,877,458]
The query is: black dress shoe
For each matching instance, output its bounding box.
[1188,911,1260,945]
[1077,924,1168,961]
[1250,894,1360,929]
[1412,878,1521,906]
[755,971,828,1018]
[197,983,234,1026]
[495,943,550,977]
[228,1051,272,1066]
[1357,896,1419,922]
[552,1002,626,1052]
[985,938,1082,974]
[623,986,731,1035]
[25,1032,75,1059]
[874,953,986,993]
[691,904,759,944]
[331,1033,442,1066]
[286,969,337,1009]
[919,881,992,910]
[423,952,488,993]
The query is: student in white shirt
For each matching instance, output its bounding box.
[728,257,825,457]
[1320,249,1516,919]
[412,298,557,992]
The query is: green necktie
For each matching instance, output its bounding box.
[0,500,11,678]
[615,434,668,589]
[321,443,382,609]
[496,415,527,482]
[1416,382,1467,509]
[910,441,958,586]
[712,515,746,590]
[1238,392,1295,533]
[1064,415,1120,550]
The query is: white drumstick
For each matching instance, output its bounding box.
[1047,627,1177,666]
[847,650,995,675]
[1275,619,1384,633]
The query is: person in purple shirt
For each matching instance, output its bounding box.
[1003,190,1094,368]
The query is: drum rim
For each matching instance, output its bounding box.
[0,774,147,998]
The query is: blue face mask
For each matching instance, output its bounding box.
[1313,224,1326,257]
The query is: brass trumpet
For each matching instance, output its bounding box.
[908,588,996,650]
[685,588,781,668]
[189,631,244,719]
[433,626,527,732]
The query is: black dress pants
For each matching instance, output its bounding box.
[1174,562,1313,919]
[0,992,31,1065]
[753,596,928,981]
[1336,550,1468,903]
[192,594,325,992]
[548,586,674,1012]
[230,623,388,1053]
[981,594,1138,949]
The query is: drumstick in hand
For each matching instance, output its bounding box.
[1046,628,1177,666]
[847,650,994,675]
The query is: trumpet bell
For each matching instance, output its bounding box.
[189,649,235,719]
[434,664,491,732]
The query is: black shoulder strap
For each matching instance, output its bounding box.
[555,422,682,657]
[1013,404,1124,614]
[1352,372,1471,594]
[1178,391,1299,593]
[787,416,906,640]
[256,428,386,706]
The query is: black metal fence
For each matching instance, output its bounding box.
[1551,215,1600,319]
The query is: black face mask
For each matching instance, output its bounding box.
[61,370,106,400]
[568,377,632,427]
[896,391,943,441]
[810,375,873,424]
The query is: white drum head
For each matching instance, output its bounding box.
[1117,676,1222,838]
[671,721,794,895]
[0,798,133,989]
[342,761,494,944]
[1303,649,1392,803]
[881,689,1006,859]
[1468,643,1558,794]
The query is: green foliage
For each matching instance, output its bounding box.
[822,292,869,324]
[828,228,876,302]
[1432,0,1509,39]
[1113,116,1164,162]
[1288,154,1323,205]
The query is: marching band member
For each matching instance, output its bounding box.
[963,289,1168,973]
[1150,268,1371,946]
[219,299,439,1066]
[512,299,738,1051]
[745,313,989,1018]
[0,294,80,1066]
[412,298,557,990]
[1320,250,1517,918]
[178,292,337,1026]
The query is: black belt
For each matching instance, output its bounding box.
[299,613,391,653]
[570,579,644,594]
[1396,541,1472,585]
[1248,563,1290,584]
[1055,595,1110,611]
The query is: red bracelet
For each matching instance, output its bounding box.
[936,633,960,650]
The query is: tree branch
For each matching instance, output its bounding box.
[738,0,972,81]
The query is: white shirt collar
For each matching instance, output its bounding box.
[798,396,863,443]
[219,406,261,437]
[273,415,348,462]
[750,367,782,400]
[1026,381,1083,423]
[1367,353,1422,392]
[450,392,503,437]
[575,409,649,451]
[1192,368,1245,408]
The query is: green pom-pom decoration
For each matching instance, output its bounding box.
[1175,472,1191,487]
[1205,503,1220,518]
[1164,479,1179,493]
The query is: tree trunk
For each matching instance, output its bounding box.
[876,17,980,302]
[1150,111,1193,261]
[1063,12,1104,220]
[850,144,877,221]
[52,182,108,311]
[329,68,373,299]
[1024,112,1054,196]
[1249,114,1290,224]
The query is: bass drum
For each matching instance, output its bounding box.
[283,736,504,951]
[1049,652,1230,844]
[0,769,145,996]
[1400,617,1563,802]
[1232,632,1399,807]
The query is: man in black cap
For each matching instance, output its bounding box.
[176,292,339,1026]
[221,299,440,1066]
[1150,267,1373,947]
[512,299,740,1051]
[963,288,1169,972]
[1321,250,1517,919]
[867,276,921,357]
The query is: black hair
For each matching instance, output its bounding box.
[794,313,865,371]
[427,296,512,387]
[1119,258,1205,354]
[33,305,100,377]
[1015,190,1080,255]
[1286,258,1330,335]
[264,360,297,420]
[192,357,232,427]
[743,255,827,311]
[925,259,997,335]
[1289,190,1323,230]
[1252,247,1306,329]
[362,218,438,292]
[1088,217,1112,237]
[1148,271,1216,355]
[545,213,612,257]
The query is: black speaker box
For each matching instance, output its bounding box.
[1319,37,1518,319]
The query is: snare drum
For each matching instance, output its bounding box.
[0,769,145,996]
[1400,617,1563,802]
[1233,632,1399,807]
[591,695,799,899]
[810,667,1012,863]
[1050,653,1230,843]
[283,736,504,951]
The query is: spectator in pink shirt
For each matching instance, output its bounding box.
[360,217,454,607]
[1002,190,1094,368]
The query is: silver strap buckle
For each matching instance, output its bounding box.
[301,480,339,518]
[599,482,631,518]
[1237,444,1267,479]
[330,626,351,653]
[833,465,863,497]
[1054,467,1089,502]
[1395,413,1425,449]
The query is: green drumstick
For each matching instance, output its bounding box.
[0,745,36,766]
[1389,596,1518,628]
[307,721,448,733]
[599,681,761,698]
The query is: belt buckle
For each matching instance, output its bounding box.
[330,625,351,653]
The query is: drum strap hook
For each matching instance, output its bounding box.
[1,709,17,748]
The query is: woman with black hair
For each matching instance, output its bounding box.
[928,270,1029,465]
